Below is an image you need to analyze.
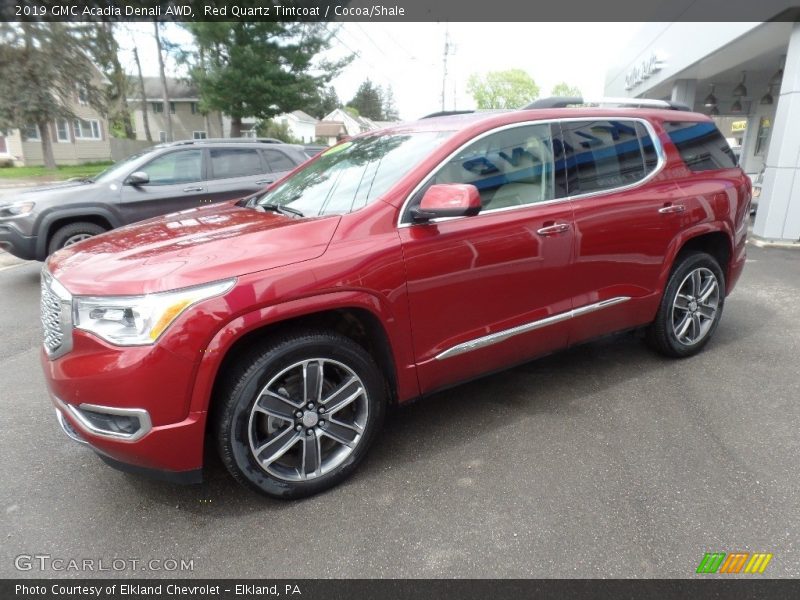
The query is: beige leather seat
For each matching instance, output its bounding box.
[490,182,543,209]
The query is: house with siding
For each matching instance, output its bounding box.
[0,84,112,166]
[129,77,224,142]
[314,121,348,146]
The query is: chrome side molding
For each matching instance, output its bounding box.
[435,296,631,360]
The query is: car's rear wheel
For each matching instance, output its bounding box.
[646,251,725,358]
[215,331,386,499]
[48,222,107,255]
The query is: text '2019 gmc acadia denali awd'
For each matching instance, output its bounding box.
[40,99,750,499]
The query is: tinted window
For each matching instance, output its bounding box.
[429,123,556,210]
[209,148,264,179]
[664,121,737,171]
[263,149,297,173]
[561,120,647,195]
[141,150,203,185]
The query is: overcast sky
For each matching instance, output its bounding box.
[117,22,641,120]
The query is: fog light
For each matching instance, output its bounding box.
[80,408,142,435]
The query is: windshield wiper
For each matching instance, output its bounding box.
[260,203,304,218]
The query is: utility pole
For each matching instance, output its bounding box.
[441,26,455,111]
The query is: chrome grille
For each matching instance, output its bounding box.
[40,269,72,358]
[40,276,64,352]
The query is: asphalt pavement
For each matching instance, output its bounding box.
[0,243,798,578]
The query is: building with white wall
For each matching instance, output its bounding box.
[605,20,800,243]
[275,111,318,143]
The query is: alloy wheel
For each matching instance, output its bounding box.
[62,233,94,247]
[247,358,369,482]
[671,267,720,346]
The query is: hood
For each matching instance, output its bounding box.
[48,202,341,296]
[5,180,98,202]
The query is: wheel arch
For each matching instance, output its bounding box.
[35,208,120,259]
[190,290,415,421]
[660,224,734,296]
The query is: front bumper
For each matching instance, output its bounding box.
[54,405,202,483]
[41,331,208,477]
[0,223,38,260]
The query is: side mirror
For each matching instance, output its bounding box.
[411,184,481,222]
[126,171,150,186]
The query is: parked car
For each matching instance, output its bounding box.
[0,139,310,260]
[41,98,750,499]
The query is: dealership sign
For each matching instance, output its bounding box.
[625,53,664,90]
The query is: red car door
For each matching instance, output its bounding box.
[557,118,689,345]
[398,122,576,393]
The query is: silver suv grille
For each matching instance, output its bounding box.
[40,269,73,359]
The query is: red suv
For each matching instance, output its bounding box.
[41,99,750,499]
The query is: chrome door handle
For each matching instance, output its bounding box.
[183,186,204,192]
[255,179,274,186]
[536,223,571,236]
[659,204,685,214]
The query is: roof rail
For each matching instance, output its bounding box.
[420,110,476,119]
[524,97,692,111]
[161,137,286,147]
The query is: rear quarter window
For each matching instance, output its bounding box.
[664,121,737,172]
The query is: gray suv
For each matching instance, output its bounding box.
[0,139,312,260]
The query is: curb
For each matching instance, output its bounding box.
[748,237,800,250]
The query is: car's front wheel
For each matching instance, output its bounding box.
[48,221,107,255]
[647,251,726,358]
[215,331,386,499]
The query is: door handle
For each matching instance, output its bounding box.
[255,179,274,186]
[183,186,204,193]
[658,204,685,214]
[536,223,571,236]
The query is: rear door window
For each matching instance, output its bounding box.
[209,148,265,179]
[664,121,738,171]
[262,149,298,173]
[560,119,649,195]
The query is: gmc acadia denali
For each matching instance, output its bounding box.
[40,98,750,498]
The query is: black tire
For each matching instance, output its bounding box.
[215,330,386,499]
[646,251,726,358]
[48,222,106,255]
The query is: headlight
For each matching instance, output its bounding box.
[73,279,235,346]
[0,201,35,219]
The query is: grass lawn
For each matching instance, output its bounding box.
[0,161,114,181]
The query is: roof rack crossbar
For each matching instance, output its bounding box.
[523,96,692,111]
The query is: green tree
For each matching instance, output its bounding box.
[87,23,134,139]
[0,23,105,169]
[302,86,339,120]
[184,22,349,137]
[551,82,582,98]
[255,118,302,144]
[467,69,539,110]
[381,85,400,121]
[348,79,383,120]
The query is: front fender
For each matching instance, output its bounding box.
[186,289,419,416]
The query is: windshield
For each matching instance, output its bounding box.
[91,151,150,183]
[256,131,453,216]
